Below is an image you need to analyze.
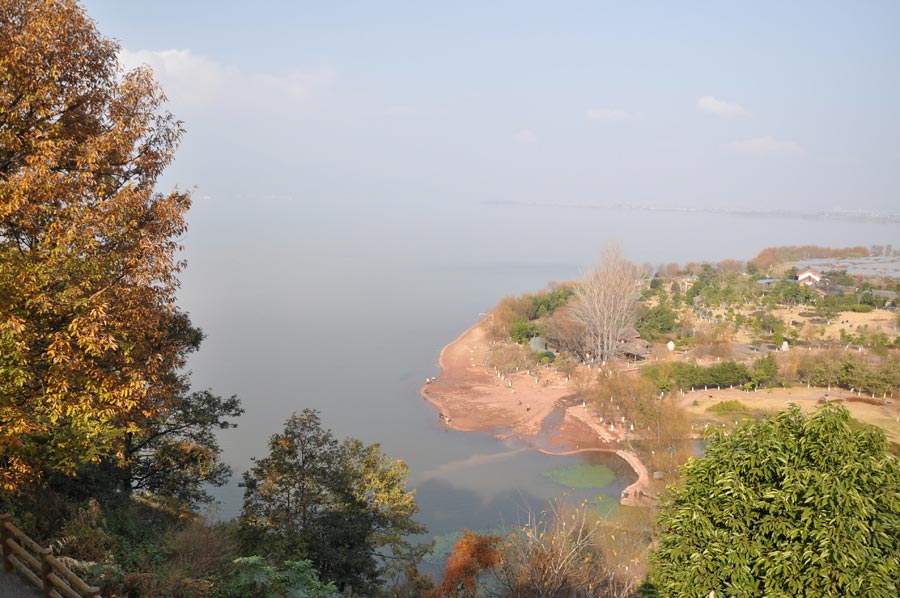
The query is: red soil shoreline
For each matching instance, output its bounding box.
[420,318,654,506]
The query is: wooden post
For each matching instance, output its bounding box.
[0,514,11,573]
[40,548,52,597]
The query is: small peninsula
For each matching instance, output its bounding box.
[422,244,900,511]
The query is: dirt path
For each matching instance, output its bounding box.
[564,407,654,507]
[0,572,40,597]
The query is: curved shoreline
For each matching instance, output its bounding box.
[421,318,655,507]
[418,318,486,432]
[538,447,652,507]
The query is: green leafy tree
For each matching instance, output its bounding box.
[670,282,683,307]
[510,319,542,344]
[220,557,339,598]
[750,353,778,388]
[650,405,900,597]
[45,389,242,511]
[0,0,243,514]
[637,304,678,341]
[239,409,426,594]
[528,288,573,319]
[125,390,242,507]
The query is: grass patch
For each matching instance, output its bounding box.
[587,495,619,521]
[543,464,616,489]
[706,400,751,414]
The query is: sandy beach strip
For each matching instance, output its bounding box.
[419,317,575,435]
[420,318,655,505]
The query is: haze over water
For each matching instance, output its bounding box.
[80,0,900,530]
[179,199,896,524]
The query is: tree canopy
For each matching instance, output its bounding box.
[567,243,645,363]
[650,405,900,597]
[239,409,426,594]
[0,0,238,504]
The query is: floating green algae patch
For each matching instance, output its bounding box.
[543,464,616,489]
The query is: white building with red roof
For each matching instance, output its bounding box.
[797,267,822,286]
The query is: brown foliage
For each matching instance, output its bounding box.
[543,304,589,357]
[490,295,532,339]
[716,259,744,275]
[692,322,734,360]
[588,371,690,448]
[432,530,502,597]
[486,342,532,375]
[589,371,657,422]
[0,0,193,489]
[655,263,681,279]
[119,521,237,598]
[682,262,704,275]
[777,349,802,383]
[568,243,645,363]
[55,499,116,562]
[750,245,869,271]
[494,500,645,598]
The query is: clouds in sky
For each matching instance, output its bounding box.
[121,47,808,177]
[697,95,748,117]
[119,48,334,109]
[586,108,641,123]
[119,48,235,108]
[726,136,804,157]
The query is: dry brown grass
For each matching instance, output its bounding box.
[493,499,645,598]
[679,387,900,444]
[123,520,238,598]
[772,307,898,342]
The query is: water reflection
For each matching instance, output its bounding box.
[413,443,630,537]
[187,206,894,535]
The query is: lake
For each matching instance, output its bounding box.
[177,197,898,536]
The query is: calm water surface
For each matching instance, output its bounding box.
[178,199,897,534]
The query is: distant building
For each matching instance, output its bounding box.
[797,267,822,286]
[814,286,846,299]
[621,338,651,360]
[619,327,650,360]
[529,336,549,353]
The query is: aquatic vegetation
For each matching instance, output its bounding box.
[543,464,616,489]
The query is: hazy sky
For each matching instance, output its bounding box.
[84,1,899,214]
[74,2,900,517]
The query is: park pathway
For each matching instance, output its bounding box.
[0,571,40,597]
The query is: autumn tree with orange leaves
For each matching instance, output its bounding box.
[0,0,234,499]
[430,530,501,598]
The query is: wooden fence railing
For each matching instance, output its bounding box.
[0,514,100,598]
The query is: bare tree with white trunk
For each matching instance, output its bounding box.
[568,243,647,364]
